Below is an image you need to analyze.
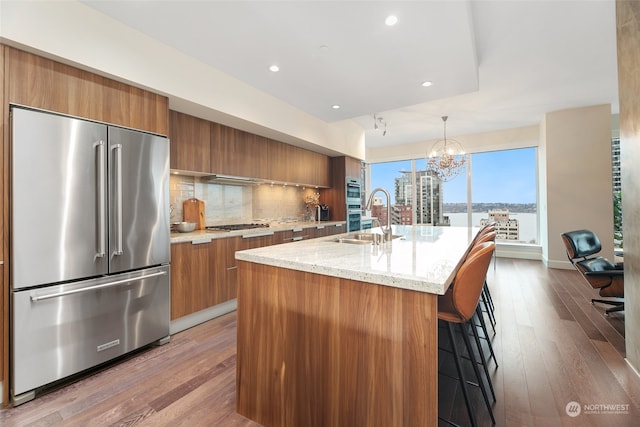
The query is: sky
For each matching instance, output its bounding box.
[369,147,537,204]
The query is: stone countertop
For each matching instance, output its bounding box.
[235,225,479,295]
[170,221,346,244]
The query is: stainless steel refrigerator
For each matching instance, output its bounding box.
[10,106,171,404]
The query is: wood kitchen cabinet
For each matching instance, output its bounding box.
[210,237,237,305]
[170,224,344,321]
[320,223,345,237]
[4,46,168,135]
[311,225,330,238]
[169,110,211,172]
[171,232,278,320]
[222,234,275,302]
[210,124,269,179]
[278,227,310,243]
[320,156,363,222]
[331,223,346,235]
[269,141,331,187]
[170,241,212,320]
[210,121,330,187]
[166,110,331,186]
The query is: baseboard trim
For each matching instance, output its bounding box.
[546,259,575,270]
[625,358,640,380]
[495,242,542,261]
[170,299,237,335]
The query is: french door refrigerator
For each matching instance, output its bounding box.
[10,106,171,404]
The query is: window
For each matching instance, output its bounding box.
[366,147,538,245]
[470,148,538,244]
[368,160,412,226]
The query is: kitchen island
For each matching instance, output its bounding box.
[235,225,479,427]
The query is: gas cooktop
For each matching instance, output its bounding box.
[206,223,270,232]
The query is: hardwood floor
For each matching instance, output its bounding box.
[1,258,640,426]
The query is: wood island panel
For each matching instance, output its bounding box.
[236,261,438,427]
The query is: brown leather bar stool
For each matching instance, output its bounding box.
[474,229,498,331]
[466,234,499,368]
[438,241,496,427]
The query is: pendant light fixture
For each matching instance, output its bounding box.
[426,116,466,181]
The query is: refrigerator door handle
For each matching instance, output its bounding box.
[30,270,167,302]
[95,140,106,259]
[112,143,123,256]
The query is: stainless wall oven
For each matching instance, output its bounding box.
[346,178,362,231]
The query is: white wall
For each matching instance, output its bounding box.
[0,1,365,159]
[366,125,540,163]
[542,104,614,268]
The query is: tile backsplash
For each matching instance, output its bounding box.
[170,175,321,225]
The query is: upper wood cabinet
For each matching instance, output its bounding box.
[210,124,269,179]
[210,121,330,187]
[169,110,211,172]
[4,46,168,135]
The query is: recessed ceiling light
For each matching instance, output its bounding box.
[422,81,433,87]
[269,65,280,72]
[385,15,398,26]
[332,105,341,109]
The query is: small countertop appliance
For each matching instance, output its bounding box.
[316,205,330,221]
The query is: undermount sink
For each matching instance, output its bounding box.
[334,233,404,245]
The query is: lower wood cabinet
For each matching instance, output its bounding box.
[279,227,310,243]
[326,223,345,236]
[170,238,243,320]
[311,223,345,238]
[223,233,275,302]
[171,224,346,320]
[170,241,212,320]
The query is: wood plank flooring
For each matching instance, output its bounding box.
[1,258,640,426]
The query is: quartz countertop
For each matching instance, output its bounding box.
[235,225,479,295]
[170,221,346,244]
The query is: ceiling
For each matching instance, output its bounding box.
[82,0,619,150]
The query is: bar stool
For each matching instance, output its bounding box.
[438,241,496,427]
[474,229,498,332]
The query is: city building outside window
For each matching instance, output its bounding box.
[366,147,538,245]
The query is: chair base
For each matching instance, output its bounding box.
[591,298,624,316]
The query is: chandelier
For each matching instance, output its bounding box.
[426,116,466,181]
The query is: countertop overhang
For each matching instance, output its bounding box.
[235,225,479,295]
